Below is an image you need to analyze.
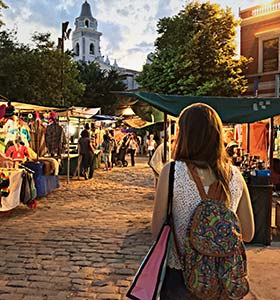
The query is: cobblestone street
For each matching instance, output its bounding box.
[0,157,279,300]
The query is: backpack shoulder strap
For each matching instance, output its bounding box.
[167,161,175,221]
[187,163,226,202]
[187,163,207,200]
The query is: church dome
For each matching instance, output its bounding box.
[80,1,93,18]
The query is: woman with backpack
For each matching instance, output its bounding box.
[152,103,254,300]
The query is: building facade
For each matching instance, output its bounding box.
[72,1,139,90]
[240,1,280,97]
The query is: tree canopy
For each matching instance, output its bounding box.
[137,1,252,97]
[0,3,127,113]
[77,61,126,114]
[0,1,7,27]
[0,30,85,106]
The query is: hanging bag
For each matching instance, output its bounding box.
[126,161,175,300]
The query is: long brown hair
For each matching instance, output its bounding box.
[173,103,231,206]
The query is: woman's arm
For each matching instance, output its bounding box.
[151,162,171,240]
[236,176,255,242]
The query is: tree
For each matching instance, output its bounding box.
[0,1,8,27]
[137,2,252,96]
[77,61,126,114]
[0,30,84,106]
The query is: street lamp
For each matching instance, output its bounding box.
[59,22,72,106]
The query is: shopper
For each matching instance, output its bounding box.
[147,134,157,163]
[101,134,112,171]
[78,130,95,180]
[152,103,254,299]
[126,133,138,167]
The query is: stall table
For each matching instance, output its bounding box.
[24,162,59,198]
[59,154,79,176]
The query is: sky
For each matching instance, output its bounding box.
[1,0,268,71]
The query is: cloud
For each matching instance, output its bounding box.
[1,0,261,71]
[135,41,154,48]
[155,0,172,19]
[99,21,125,52]
[116,7,130,17]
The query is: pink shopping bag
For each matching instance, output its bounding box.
[126,223,171,300]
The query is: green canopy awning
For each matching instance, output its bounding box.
[118,91,280,123]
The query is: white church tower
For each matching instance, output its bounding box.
[72,1,140,90]
[72,0,102,63]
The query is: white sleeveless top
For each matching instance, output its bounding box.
[168,161,244,269]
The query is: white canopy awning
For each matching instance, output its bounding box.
[0,101,59,112]
[57,106,101,119]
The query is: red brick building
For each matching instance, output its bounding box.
[240,2,280,97]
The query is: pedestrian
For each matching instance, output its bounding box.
[101,134,112,171]
[126,133,138,167]
[81,123,90,138]
[78,129,95,180]
[147,134,157,162]
[152,103,254,299]
[108,129,117,168]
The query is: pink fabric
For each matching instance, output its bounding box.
[0,104,6,119]
[129,225,170,300]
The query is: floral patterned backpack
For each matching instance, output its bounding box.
[174,164,249,300]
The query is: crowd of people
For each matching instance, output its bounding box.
[77,123,163,179]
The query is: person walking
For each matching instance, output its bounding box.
[101,134,112,171]
[152,103,254,299]
[147,134,157,163]
[126,133,138,167]
[78,130,95,180]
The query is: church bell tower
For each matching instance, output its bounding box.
[72,1,102,63]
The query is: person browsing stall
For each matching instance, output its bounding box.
[78,130,95,180]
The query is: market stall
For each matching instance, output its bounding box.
[0,100,62,208]
[57,106,101,181]
[118,91,280,245]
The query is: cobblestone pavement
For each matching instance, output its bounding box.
[0,157,279,300]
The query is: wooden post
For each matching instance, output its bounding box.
[269,117,274,171]
[67,110,70,184]
[247,123,250,154]
[163,112,167,163]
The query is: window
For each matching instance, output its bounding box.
[90,43,95,55]
[75,43,80,56]
[263,38,279,72]
[85,20,89,28]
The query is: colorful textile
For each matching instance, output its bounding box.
[181,165,249,300]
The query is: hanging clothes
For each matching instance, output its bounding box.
[29,119,47,157]
[6,142,29,161]
[45,121,66,157]
[242,122,268,161]
[20,171,37,205]
[18,119,31,147]
[3,118,18,145]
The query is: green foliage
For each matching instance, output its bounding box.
[137,1,252,96]
[0,1,8,27]
[0,30,84,106]
[77,61,126,114]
